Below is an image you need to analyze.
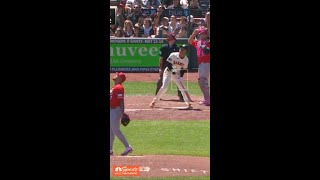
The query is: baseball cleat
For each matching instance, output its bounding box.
[187,103,193,109]
[121,146,133,156]
[199,100,210,106]
[149,100,155,108]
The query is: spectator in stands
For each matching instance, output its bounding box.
[152,5,165,22]
[176,26,188,38]
[123,20,135,37]
[145,0,161,9]
[115,4,126,28]
[151,14,161,36]
[189,15,198,32]
[177,0,187,8]
[135,15,145,34]
[167,0,185,9]
[169,15,180,35]
[160,17,171,32]
[142,18,154,37]
[110,28,114,37]
[110,24,117,33]
[114,27,124,37]
[161,0,172,7]
[162,26,169,38]
[189,0,203,18]
[155,25,168,38]
[126,0,145,8]
[199,18,206,26]
[127,4,143,25]
[179,16,188,28]
[131,24,143,37]
[120,0,127,5]
[124,5,132,16]
[137,15,146,26]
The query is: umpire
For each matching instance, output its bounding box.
[155,33,186,101]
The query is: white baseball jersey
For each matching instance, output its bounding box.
[166,52,189,70]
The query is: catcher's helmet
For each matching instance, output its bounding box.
[180,44,189,53]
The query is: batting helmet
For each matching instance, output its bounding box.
[180,44,189,53]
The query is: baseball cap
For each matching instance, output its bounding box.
[166,33,176,41]
[116,72,126,83]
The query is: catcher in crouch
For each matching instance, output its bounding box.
[150,44,192,108]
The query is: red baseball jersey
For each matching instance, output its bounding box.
[192,40,210,64]
[110,84,124,108]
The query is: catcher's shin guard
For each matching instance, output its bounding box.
[198,77,210,101]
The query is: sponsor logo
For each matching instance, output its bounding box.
[112,166,140,177]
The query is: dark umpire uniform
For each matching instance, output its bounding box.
[155,33,186,101]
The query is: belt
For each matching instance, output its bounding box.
[110,106,119,109]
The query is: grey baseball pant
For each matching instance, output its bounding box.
[198,63,210,101]
[110,107,129,151]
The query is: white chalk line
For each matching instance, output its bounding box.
[126,108,210,112]
[112,156,145,158]
[126,108,164,111]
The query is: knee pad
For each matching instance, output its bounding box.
[198,77,207,85]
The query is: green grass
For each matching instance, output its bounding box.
[110,176,210,180]
[112,120,210,157]
[111,81,207,96]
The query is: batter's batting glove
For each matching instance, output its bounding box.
[171,69,177,75]
[121,113,130,126]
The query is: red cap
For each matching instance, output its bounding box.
[167,33,176,41]
[116,72,126,83]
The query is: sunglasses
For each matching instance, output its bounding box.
[134,6,140,8]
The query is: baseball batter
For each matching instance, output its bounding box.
[150,44,192,108]
[188,27,211,106]
[110,72,133,156]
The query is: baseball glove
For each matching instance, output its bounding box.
[200,45,210,55]
[121,113,130,126]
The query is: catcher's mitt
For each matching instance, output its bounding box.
[121,113,130,126]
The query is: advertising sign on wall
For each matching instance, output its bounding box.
[110,38,197,73]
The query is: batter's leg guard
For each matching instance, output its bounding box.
[198,77,210,102]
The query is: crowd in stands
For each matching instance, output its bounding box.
[110,0,210,38]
